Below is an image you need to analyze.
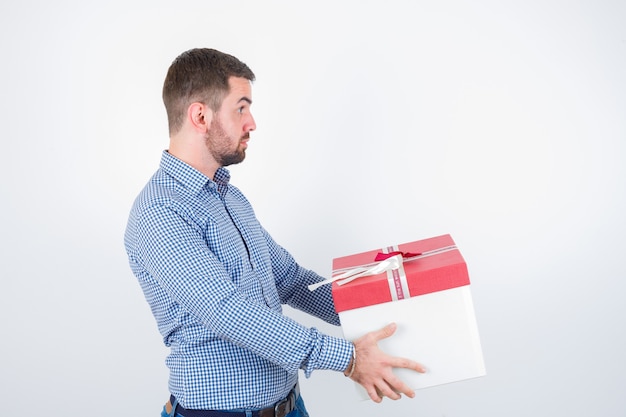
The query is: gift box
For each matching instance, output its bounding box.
[330,234,485,399]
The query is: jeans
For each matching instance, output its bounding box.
[160,395,310,417]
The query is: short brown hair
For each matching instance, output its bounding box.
[162,48,255,135]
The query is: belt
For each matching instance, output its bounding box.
[165,383,300,417]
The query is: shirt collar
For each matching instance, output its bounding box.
[159,150,231,195]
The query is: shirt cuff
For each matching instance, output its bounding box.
[303,330,354,378]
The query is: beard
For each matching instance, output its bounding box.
[205,117,248,167]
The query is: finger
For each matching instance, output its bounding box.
[370,322,397,342]
[378,379,402,400]
[367,385,383,403]
[389,356,427,373]
[383,373,416,399]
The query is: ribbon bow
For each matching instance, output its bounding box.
[374,251,421,261]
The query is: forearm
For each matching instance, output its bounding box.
[264,230,341,326]
[205,288,351,375]
[283,267,341,326]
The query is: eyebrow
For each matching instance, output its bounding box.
[237,97,253,105]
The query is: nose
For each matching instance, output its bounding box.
[246,114,256,132]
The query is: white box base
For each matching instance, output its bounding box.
[339,285,486,400]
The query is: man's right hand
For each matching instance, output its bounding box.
[345,322,426,403]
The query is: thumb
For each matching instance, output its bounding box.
[372,322,397,342]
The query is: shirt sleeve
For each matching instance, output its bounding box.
[261,228,342,326]
[132,202,352,377]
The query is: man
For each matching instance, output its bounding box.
[124,48,424,417]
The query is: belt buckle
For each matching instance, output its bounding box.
[273,391,295,417]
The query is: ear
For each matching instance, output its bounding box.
[187,102,213,133]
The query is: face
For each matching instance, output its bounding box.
[205,77,256,167]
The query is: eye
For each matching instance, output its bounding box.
[237,106,245,114]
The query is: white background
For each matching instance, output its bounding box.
[1,1,625,415]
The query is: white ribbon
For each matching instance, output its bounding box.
[307,254,403,292]
[307,244,458,292]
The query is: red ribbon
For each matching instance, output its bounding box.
[374,251,421,262]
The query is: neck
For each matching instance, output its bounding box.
[168,135,220,180]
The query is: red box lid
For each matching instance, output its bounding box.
[332,234,470,313]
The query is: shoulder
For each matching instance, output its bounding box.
[127,170,206,233]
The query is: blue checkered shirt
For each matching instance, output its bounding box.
[124,151,352,410]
